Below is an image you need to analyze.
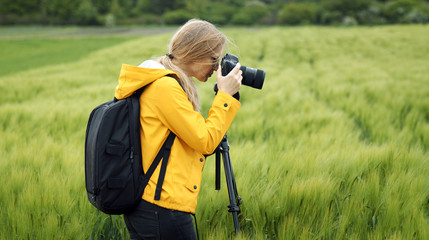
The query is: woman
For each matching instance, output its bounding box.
[114,19,242,239]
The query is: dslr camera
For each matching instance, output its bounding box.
[221,53,265,90]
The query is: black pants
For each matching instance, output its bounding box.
[124,200,197,240]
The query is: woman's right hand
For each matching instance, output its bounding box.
[216,64,242,96]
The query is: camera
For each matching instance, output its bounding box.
[221,53,265,89]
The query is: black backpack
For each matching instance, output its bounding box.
[85,76,177,215]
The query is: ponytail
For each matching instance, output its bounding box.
[159,55,200,111]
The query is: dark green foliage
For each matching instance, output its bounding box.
[355,2,388,25]
[230,2,270,25]
[0,0,41,15]
[74,0,100,25]
[200,2,235,25]
[91,0,112,14]
[278,3,319,25]
[137,0,185,14]
[322,0,372,16]
[382,0,429,23]
[162,9,196,25]
[1,0,429,25]
[39,0,81,24]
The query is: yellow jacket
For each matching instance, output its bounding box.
[114,63,241,213]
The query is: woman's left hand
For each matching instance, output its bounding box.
[216,64,242,96]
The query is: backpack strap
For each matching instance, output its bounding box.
[166,74,184,90]
[141,74,183,201]
[141,132,176,197]
[154,131,176,200]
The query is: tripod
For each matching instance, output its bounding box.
[215,134,242,233]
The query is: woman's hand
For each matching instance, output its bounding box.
[216,64,242,96]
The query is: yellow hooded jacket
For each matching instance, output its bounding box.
[114,62,241,214]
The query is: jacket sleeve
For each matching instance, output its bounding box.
[149,77,241,155]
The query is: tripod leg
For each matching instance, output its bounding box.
[215,151,221,190]
[222,151,240,233]
[219,135,241,233]
[224,152,242,206]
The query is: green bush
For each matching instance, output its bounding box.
[92,0,112,15]
[319,0,372,24]
[402,7,429,23]
[109,0,125,20]
[136,0,185,15]
[356,3,388,25]
[0,13,46,25]
[322,0,372,16]
[278,3,318,25]
[1,0,429,26]
[200,2,235,25]
[342,16,358,26]
[320,10,343,24]
[74,0,100,25]
[121,14,163,25]
[39,0,81,24]
[382,0,427,23]
[162,9,195,25]
[0,0,41,15]
[230,2,270,25]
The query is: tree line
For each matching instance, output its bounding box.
[1,0,429,26]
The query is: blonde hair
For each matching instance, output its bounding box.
[159,19,227,111]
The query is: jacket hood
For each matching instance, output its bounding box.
[114,60,178,99]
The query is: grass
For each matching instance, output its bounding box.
[0,38,136,77]
[0,25,428,239]
[0,26,144,77]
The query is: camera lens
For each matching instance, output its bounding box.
[240,66,265,89]
[221,53,265,90]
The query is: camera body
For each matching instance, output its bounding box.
[221,53,265,90]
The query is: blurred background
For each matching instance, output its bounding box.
[1,0,429,27]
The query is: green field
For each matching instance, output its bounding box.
[0,25,428,239]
